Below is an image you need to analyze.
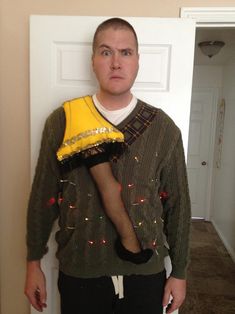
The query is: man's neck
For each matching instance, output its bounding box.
[96,92,133,110]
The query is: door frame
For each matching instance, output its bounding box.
[181,7,235,27]
[181,7,235,220]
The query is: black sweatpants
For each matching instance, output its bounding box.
[58,270,166,314]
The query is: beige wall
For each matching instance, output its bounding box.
[1,1,235,313]
[212,60,235,261]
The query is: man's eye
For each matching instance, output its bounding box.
[101,50,112,56]
[122,50,132,56]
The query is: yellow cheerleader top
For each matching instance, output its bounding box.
[57,96,125,163]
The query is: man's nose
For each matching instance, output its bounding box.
[111,54,121,70]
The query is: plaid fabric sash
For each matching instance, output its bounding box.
[121,103,158,146]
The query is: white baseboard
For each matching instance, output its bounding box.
[211,219,235,263]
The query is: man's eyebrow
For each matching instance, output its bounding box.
[97,45,134,52]
[120,48,134,52]
[97,44,112,49]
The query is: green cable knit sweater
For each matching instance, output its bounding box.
[26,99,191,279]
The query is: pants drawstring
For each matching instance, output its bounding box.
[111,275,124,299]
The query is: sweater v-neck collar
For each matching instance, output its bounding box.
[90,96,158,147]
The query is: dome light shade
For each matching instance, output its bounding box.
[198,41,225,58]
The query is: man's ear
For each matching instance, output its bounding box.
[137,53,140,70]
[91,54,95,71]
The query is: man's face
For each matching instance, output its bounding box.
[92,28,139,98]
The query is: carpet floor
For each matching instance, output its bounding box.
[180,221,235,314]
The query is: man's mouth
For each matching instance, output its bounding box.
[110,76,123,80]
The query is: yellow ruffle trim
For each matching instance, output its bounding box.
[57,96,124,162]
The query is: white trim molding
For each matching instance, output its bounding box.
[181,7,235,27]
[212,219,235,263]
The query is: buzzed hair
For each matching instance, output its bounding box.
[92,17,138,53]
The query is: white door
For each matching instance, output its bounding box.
[30,15,196,314]
[187,88,217,218]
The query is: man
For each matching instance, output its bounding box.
[25,17,191,314]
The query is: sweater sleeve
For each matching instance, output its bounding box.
[160,133,191,279]
[26,110,64,261]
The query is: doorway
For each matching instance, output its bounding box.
[181,7,235,261]
[188,27,235,220]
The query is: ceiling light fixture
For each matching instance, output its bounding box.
[198,41,225,58]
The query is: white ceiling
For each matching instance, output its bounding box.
[194,27,235,66]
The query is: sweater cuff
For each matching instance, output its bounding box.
[27,245,48,261]
[170,265,187,279]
